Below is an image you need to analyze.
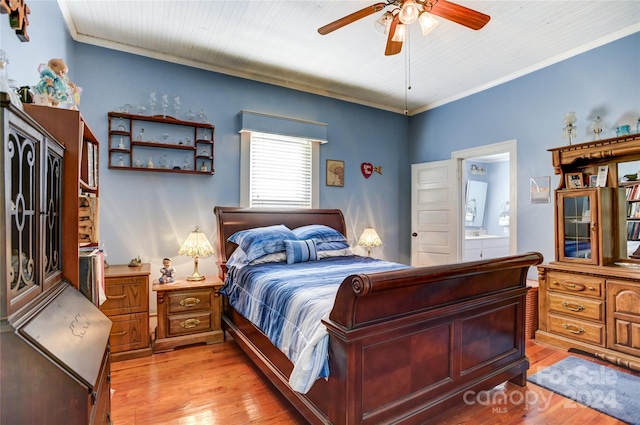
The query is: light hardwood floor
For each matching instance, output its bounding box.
[110,337,634,424]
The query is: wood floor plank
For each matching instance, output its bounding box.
[110,338,637,425]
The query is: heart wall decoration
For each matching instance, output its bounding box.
[361,163,382,179]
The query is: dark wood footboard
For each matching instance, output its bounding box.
[215,207,543,424]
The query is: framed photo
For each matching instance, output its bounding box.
[566,172,584,189]
[530,176,551,204]
[589,175,598,188]
[596,165,609,187]
[326,159,344,187]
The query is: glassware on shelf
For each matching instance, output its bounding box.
[562,112,577,145]
[137,103,147,115]
[149,91,157,116]
[122,103,133,113]
[117,138,125,149]
[590,116,605,141]
[174,96,181,119]
[161,93,169,119]
[137,128,145,141]
[134,158,143,167]
[198,109,209,124]
[117,154,124,167]
[158,155,168,169]
[162,133,169,143]
[0,50,23,110]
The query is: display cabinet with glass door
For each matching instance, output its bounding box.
[556,187,617,265]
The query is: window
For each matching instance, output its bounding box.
[240,132,319,208]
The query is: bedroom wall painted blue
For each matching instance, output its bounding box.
[410,32,640,275]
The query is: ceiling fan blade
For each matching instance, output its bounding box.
[318,2,387,35]
[430,0,490,30]
[385,15,402,56]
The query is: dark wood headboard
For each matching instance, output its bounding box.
[214,207,346,279]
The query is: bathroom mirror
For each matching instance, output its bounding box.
[465,180,488,228]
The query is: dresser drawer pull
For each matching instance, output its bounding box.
[562,323,586,334]
[560,281,586,291]
[561,301,585,312]
[108,294,127,300]
[180,297,200,307]
[110,330,128,336]
[180,318,201,329]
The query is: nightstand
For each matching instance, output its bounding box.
[152,275,223,353]
[101,263,153,362]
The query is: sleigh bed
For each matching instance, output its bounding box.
[214,206,543,425]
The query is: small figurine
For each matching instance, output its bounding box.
[159,257,175,284]
[147,157,154,168]
[128,255,142,267]
[200,162,208,172]
[33,58,81,108]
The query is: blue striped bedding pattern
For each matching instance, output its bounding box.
[221,255,410,393]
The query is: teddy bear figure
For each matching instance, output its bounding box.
[33,58,81,108]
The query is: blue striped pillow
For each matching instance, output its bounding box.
[228,224,298,263]
[284,239,318,264]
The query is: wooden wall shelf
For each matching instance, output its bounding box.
[108,112,215,175]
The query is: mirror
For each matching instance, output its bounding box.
[465,180,488,228]
[618,160,640,259]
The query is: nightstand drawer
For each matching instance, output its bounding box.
[109,312,150,353]
[548,313,605,346]
[548,292,604,322]
[167,311,213,337]
[546,271,603,298]
[101,275,149,315]
[167,289,213,314]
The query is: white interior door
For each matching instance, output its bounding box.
[411,159,459,266]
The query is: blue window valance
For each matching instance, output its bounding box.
[237,110,328,143]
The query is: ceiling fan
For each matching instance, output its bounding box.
[318,0,490,56]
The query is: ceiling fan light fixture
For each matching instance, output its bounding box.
[399,0,420,24]
[392,23,407,42]
[374,11,393,35]
[418,12,439,35]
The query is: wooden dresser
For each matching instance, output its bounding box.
[101,264,153,361]
[152,276,223,353]
[536,134,640,372]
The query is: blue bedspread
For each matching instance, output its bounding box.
[221,255,409,393]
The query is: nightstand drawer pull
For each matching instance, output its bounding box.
[110,330,128,336]
[180,297,201,307]
[180,318,201,329]
[561,301,585,312]
[562,323,586,334]
[108,294,127,300]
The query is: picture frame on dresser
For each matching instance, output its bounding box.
[565,172,584,189]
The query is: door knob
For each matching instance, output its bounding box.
[412,232,417,237]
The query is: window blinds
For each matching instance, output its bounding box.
[250,133,312,208]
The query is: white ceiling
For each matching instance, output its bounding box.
[57,0,640,115]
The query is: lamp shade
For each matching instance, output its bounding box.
[178,226,215,281]
[358,227,382,256]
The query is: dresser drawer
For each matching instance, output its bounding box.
[167,310,213,337]
[101,275,149,315]
[167,289,213,314]
[546,271,603,298]
[547,313,605,346]
[109,312,150,353]
[548,292,604,322]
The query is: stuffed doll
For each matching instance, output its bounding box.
[33,58,81,107]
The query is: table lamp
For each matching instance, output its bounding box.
[178,226,215,281]
[358,227,382,256]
